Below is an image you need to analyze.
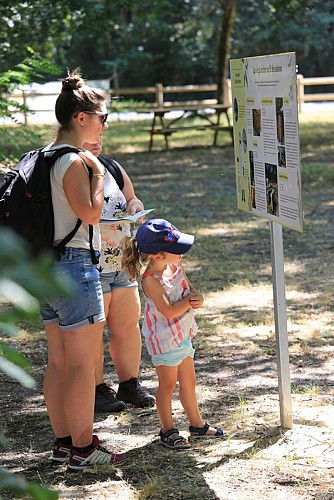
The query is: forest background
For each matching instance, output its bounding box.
[1,0,334,92]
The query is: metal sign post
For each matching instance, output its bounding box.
[269,221,293,429]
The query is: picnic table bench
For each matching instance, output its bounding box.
[142,103,233,150]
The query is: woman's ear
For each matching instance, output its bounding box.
[75,111,86,126]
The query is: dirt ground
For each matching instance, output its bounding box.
[1,137,334,499]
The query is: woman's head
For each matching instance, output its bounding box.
[55,68,108,140]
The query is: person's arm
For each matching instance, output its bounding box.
[142,275,192,320]
[119,165,144,215]
[182,266,204,310]
[63,151,104,225]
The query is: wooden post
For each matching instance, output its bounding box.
[224,79,232,106]
[22,91,28,126]
[297,75,304,113]
[155,83,164,107]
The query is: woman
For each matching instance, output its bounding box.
[40,68,126,471]
[82,140,155,412]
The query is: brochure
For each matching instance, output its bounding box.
[100,208,155,223]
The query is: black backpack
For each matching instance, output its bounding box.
[98,156,124,190]
[0,146,98,263]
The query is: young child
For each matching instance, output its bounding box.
[122,218,223,449]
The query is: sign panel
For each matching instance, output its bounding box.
[230,52,303,232]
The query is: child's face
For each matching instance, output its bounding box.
[164,252,183,266]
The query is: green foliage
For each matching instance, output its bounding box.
[233,0,334,77]
[2,0,332,88]
[0,467,58,499]
[0,228,71,497]
[0,1,81,71]
[0,227,73,388]
[0,51,59,163]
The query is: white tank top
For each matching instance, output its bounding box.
[43,144,101,251]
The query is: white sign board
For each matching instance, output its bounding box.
[230,52,303,232]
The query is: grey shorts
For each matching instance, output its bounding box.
[100,269,138,294]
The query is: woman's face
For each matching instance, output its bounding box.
[82,104,108,144]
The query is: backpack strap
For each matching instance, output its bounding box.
[47,147,98,264]
[98,156,124,190]
[44,146,81,165]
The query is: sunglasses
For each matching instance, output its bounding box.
[75,110,108,124]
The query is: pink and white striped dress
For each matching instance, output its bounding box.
[141,265,198,356]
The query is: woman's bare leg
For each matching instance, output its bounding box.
[107,287,141,381]
[44,323,69,437]
[44,321,103,447]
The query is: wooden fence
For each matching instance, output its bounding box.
[110,76,334,112]
[109,80,232,109]
[5,75,334,125]
[296,75,334,112]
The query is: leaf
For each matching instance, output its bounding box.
[0,467,58,499]
[0,279,39,313]
[1,343,32,371]
[0,356,35,388]
[0,321,17,337]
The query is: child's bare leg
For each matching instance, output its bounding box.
[155,365,178,431]
[178,356,218,435]
[177,356,203,426]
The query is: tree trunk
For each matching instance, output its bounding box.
[217,0,236,104]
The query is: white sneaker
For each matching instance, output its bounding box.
[67,435,126,471]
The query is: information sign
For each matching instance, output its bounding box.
[230,52,303,232]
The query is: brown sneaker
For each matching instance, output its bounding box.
[116,377,156,408]
[95,383,126,412]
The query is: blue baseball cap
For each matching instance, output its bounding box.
[136,219,195,255]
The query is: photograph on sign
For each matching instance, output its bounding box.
[230,52,303,232]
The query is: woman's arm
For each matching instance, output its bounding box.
[142,275,192,320]
[119,165,145,215]
[63,152,104,225]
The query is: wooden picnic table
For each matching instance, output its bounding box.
[143,103,233,150]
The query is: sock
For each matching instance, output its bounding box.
[73,439,95,454]
[56,435,72,445]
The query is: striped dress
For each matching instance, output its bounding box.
[141,265,198,356]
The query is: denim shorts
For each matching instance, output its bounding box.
[151,336,195,367]
[40,247,105,331]
[100,269,137,294]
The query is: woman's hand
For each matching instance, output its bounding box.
[78,150,104,175]
[127,197,144,216]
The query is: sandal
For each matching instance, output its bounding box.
[188,421,224,440]
[159,428,191,450]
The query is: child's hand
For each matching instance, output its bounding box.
[189,289,204,309]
